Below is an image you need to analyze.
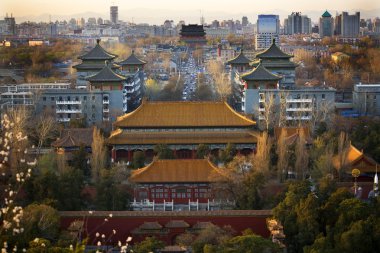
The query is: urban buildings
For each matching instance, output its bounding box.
[319,10,334,37]
[228,39,335,126]
[341,11,360,37]
[0,14,16,36]
[283,12,311,34]
[255,15,280,50]
[353,83,380,116]
[110,6,118,25]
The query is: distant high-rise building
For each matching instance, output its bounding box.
[319,10,334,37]
[334,13,342,35]
[242,16,249,27]
[373,18,380,33]
[0,13,16,35]
[341,12,360,37]
[284,12,311,34]
[211,20,220,28]
[255,14,279,50]
[97,17,103,25]
[88,17,96,25]
[110,6,118,24]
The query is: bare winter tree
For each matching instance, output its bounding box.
[259,93,276,131]
[33,111,58,154]
[337,131,350,181]
[276,91,288,128]
[309,100,334,134]
[90,127,106,183]
[276,130,289,182]
[207,60,231,99]
[252,131,272,175]
[5,107,30,174]
[294,129,309,180]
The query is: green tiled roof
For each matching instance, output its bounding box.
[118,51,146,66]
[256,39,293,59]
[241,62,281,81]
[78,39,117,60]
[226,50,251,65]
[86,63,126,82]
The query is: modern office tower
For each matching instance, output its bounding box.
[0,13,16,35]
[319,10,334,37]
[110,6,118,24]
[284,12,311,34]
[334,14,342,35]
[341,12,360,37]
[255,14,280,50]
[374,18,380,33]
[242,16,249,27]
[97,17,103,25]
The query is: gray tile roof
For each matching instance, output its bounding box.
[226,50,251,65]
[78,39,117,60]
[118,51,146,66]
[241,62,281,81]
[86,63,126,82]
[72,62,120,70]
[256,39,293,59]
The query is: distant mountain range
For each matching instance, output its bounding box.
[15,8,380,25]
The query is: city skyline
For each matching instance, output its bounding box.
[1,0,380,24]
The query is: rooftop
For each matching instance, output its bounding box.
[52,128,93,148]
[129,159,227,183]
[118,50,146,66]
[108,129,257,145]
[86,63,126,82]
[78,39,117,61]
[226,50,251,65]
[322,10,332,18]
[256,39,293,59]
[113,101,255,128]
[241,62,281,82]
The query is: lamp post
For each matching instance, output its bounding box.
[352,168,360,195]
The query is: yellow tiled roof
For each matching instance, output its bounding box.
[130,159,227,183]
[114,101,255,128]
[332,144,378,171]
[108,130,257,145]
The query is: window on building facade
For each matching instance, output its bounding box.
[42,97,46,101]
[51,97,55,101]
[92,96,95,100]
[322,94,325,99]
[67,96,71,101]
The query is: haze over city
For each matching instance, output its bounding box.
[2,0,380,24]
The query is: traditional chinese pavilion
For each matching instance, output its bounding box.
[86,62,126,91]
[241,61,281,89]
[108,100,257,161]
[226,49,251,73]
[250,39,298,88]
[52,128,93,154]
[179,24,207,47]
[118,50,146,73]
[73,39,119,87]
[130,159,227,208]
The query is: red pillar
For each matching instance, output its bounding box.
[192,149,196,159]
[128,150,132,161]
[173,149,177,158]
[111,148,116,162]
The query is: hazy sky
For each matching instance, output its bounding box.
[2,0,380,24]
